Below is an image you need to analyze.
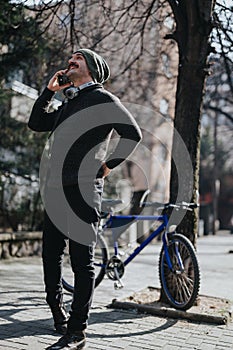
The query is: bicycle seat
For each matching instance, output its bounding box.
[101,198,124,212]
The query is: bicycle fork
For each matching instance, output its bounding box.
[163,232,185,273]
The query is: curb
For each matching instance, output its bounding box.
[109,287,232,325]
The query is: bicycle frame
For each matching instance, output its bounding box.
[62,200,200,310]
[100,213,174,269]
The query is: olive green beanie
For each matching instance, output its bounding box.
[74,48,110,84]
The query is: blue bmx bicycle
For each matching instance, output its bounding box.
[62,200,200,311]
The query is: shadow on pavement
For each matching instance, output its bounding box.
[0,290,56,340]
[88,308,178,338]
[0,290,178,341]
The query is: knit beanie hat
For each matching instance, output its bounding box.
[74,48,110,84]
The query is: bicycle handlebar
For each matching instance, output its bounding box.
[141,201,199,210]
[101,198,198,216]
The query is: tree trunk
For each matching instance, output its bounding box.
[167,0,215,246]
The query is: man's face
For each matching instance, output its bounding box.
[66,52,92,81]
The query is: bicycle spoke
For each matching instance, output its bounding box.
[179,277,192,299]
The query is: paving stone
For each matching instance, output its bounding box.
[1,232,233,349]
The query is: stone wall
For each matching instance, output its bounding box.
[0,232,42,259]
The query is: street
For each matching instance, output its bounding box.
[0,230,232,349]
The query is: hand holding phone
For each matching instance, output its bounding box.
[47,70,72,92]
[58,74,71,86]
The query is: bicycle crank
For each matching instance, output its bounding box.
[105,255,125,288]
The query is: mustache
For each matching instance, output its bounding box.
[68,62,79,69]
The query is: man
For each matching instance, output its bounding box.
[28,48,142,350]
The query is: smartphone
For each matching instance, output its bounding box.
[58,74,71,86]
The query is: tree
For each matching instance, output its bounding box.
[201,51,233,234]
[0,1,68,231]
[163,0,217,244]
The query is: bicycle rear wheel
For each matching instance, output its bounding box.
[62,233,109,293]
[159,233,200,310]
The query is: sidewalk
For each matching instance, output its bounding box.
[0,231,233,349]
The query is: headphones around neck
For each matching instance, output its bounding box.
[64,86,80,100]
[64,81,98,100]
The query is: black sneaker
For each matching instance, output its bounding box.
[46,331,86,350]
[50,304,69,335]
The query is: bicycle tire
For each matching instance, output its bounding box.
[159,233,200,310]
[62,233,109,293]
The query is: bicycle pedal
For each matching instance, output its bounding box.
[114,280,124,289]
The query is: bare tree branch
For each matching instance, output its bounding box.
[204,104,233,123]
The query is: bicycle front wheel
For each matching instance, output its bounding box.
[62,233,109,293]
[159,233,200,310]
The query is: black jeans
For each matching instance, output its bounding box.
[42,180,103,332]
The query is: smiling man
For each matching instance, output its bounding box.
[28,48,142,350]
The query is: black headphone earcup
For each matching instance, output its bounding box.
[64,87,79,99]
